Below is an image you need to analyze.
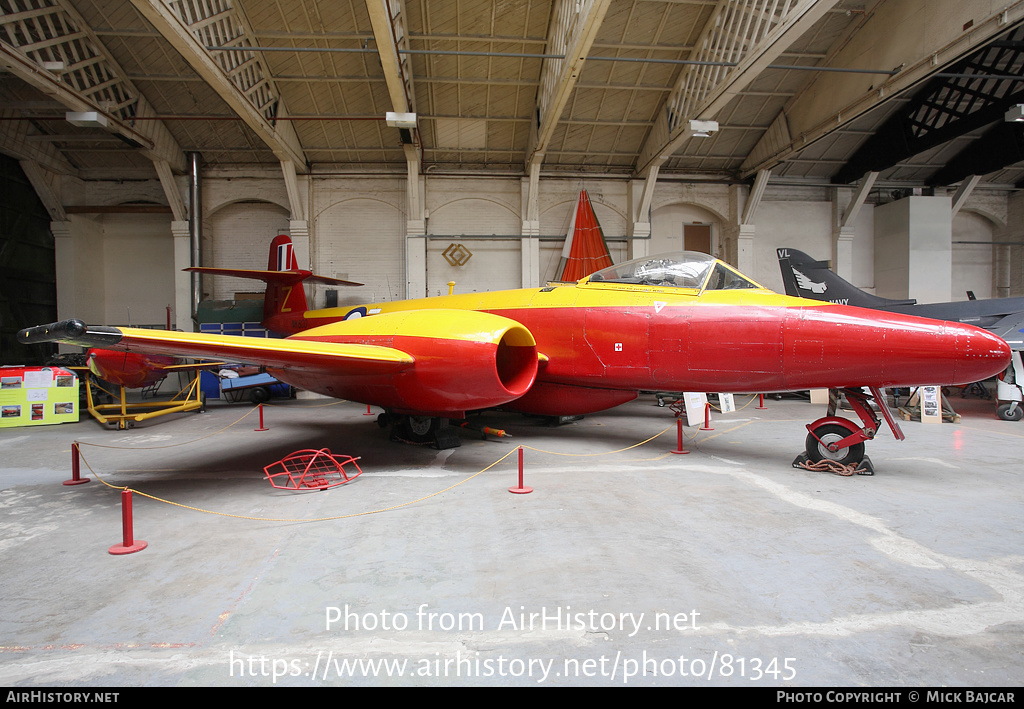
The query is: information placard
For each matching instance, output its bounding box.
[0,366,79,428]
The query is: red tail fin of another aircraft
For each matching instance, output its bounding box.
[186,234,362,335]
[261,234,309,327]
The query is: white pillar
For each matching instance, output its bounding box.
[521,174,541,287]
[834,225,855,283]
[874,196,953,302]
[737,224,756,276]
[171,220,193,331]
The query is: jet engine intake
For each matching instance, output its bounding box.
[283,309,540,416]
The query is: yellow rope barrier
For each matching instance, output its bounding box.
[75,405,259,450]
[71,402,713,524]
[705,393,760,413]
[520,422,677,457]
[76,445,521,522]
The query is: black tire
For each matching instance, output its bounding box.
[399,415,436,443]
[250,386,271,404]
[805,423,865,465]
[997,403,1024,422]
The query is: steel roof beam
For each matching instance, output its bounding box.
[525,0,613,171]
[0,0,187,175]
[637,0,839,177]
[365,0,420,171]
[742,0,1024,179]
[129,0,306,171]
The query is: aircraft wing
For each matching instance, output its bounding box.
[987,312,1024,351]
[19,319,414,375]
[19,310,540,416]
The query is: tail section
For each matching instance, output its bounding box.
[270,233,297,271]
[187,234,362,335]
[776,247,916,308]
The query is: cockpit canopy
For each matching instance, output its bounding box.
[585,252,763,292]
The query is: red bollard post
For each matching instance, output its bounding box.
[701,402,714,431]
[255,403,268,431]
[64,442,91,486]
[364,404,373,416]
[509,446,533,494]
[670,417,690,454]
[756,393,767,410]
[108,489,148,555]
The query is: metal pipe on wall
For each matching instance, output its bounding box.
[189,152,202,322]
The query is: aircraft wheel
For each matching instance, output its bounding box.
[400,415,436,443]
[805,423,865,465]
[250,386,271,404]
[997,403,1023,422]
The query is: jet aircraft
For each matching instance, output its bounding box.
[777,247,1024,351]
[20,241,1011,466]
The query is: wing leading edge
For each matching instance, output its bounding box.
[18,319,415,376]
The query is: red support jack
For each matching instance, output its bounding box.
[64,442,91,486]
[670,417,690,454]
[701,402,714,431]
[756,393,767,410]
[508,446,533,494]
[108,489,148,555]
[255,403,269,431]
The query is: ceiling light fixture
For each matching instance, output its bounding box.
[386,112,417,129]
[65,111,108,128]
[689,119,719,138]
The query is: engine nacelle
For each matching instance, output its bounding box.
[277,309,539,416]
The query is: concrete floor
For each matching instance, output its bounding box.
[1,388,1022,687]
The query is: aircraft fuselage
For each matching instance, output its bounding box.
[270,281,1008,417]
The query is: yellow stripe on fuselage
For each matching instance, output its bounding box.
[304,281,831,323]
[297,308,534,345]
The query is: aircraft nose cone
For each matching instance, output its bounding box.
[953,324,1012,384]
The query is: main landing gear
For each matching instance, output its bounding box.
[796,387,905,473]
[378,413,462,449]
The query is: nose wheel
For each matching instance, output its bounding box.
[805,422,865,466]
[795,387,903,474]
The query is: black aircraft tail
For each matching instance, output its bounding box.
[776,247,917,308]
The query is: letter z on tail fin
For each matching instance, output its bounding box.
[186,234,362,335]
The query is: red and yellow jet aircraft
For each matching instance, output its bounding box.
[19,242,1010,465]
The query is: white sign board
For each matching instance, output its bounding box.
[682,392,709,427]
[920,385,942,424]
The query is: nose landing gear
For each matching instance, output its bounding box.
[796,387,905,475]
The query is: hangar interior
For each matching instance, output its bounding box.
[2,0,1024,688]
